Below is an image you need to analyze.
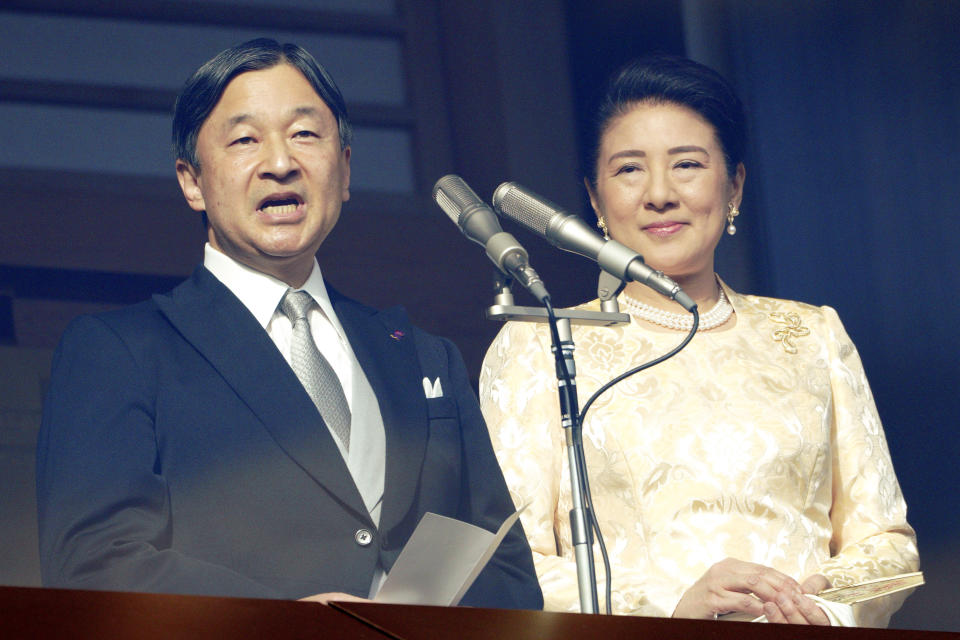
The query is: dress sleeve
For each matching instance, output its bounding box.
[479,321,673,616]
[816,306,919,627]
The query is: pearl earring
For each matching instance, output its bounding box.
[726,202,740,235]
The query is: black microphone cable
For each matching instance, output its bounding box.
[542,295,608,614]
[576,305,700,614]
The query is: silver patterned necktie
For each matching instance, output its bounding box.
[280,290,351,451]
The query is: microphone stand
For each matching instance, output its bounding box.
[555,314,598,613]
[486,271,629,327]
[487,271,628,614]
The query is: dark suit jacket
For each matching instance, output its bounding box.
[36,266,541,609]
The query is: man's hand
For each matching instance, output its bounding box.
[299,592,371,605]
[672,558,830,625]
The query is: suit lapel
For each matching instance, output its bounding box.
[331,290,428,535]
[154,267,370,521]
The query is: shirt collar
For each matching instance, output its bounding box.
[202,243,342,336]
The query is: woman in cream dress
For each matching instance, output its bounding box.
[479,55,917,627]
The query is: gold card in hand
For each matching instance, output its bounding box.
[817,571,925,605]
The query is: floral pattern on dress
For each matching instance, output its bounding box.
[479,282,918,626]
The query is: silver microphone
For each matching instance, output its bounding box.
[433,175,550,303]
[492,182,695,312]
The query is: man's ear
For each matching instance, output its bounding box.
[176,159,206,213]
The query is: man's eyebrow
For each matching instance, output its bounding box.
[293,106,322,117]
[223,106,321,128]
[225,113,252,129]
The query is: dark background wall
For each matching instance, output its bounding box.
[682,2,960,631]
[1,0,957,631]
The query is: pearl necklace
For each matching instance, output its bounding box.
[621,287,734,331]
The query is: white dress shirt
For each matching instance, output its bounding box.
[203,244,354,409]
[203,244,385,533]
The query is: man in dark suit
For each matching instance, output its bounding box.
[35,38,542,609]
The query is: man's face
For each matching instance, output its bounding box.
[177,63,350,286]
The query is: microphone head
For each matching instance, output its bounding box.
[492,182,561,235]
[433,174,479,224]
[493,181,610,263]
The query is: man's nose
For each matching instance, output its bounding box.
[259,137,298,180]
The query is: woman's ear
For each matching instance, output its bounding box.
[730,162,746,209]
[584,176,602,218]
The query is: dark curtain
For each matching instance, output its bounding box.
[683,0,960,629]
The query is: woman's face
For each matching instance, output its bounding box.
[588,101,744,281]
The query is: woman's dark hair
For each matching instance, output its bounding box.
[588,54,747,183]
[172,38,353,168]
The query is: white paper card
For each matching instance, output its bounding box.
[373,507,524,606]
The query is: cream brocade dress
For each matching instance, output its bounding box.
[478,282,918,627]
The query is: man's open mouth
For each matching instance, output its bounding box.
[259,196,302,215]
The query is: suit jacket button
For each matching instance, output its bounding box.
[355,529,373,546]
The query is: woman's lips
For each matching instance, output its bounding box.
[643,221,684,237]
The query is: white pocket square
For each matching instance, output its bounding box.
[422,377,443,399]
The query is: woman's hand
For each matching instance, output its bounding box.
[672,558,830,625]
[761,573,832,625]
[800,573,831,595]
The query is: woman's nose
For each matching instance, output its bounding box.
[644,168,677,211]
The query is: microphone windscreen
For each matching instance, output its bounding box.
[492,182,559,235]
[433,174,479,224]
